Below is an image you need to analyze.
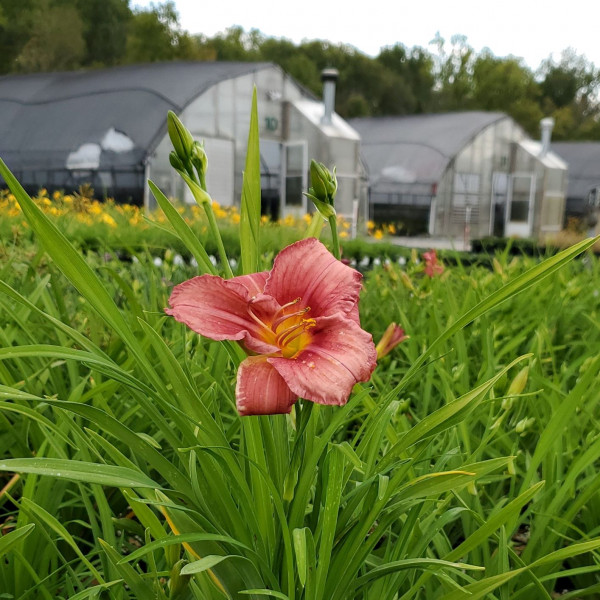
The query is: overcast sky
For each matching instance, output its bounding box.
[133,0,600,70]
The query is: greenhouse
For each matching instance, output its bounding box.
[350,112,568,239]
[552,141,600,224]
[0,61,362,219]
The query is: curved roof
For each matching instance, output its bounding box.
[552,142,600,199]
[0,61,272,172]
[350,112,507,187]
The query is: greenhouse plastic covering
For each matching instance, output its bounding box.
[0,61,271,196]
[350,112,505,190]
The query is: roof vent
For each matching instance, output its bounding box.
[321,68,339,126]
[540,117,555,156]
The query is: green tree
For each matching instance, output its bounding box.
[15,1,86,72]
[209,26,261,61]
[75,0,131,67]
[472,52,539,111]
[377,44,435,112]
[0,0,41,72]
[539,50,600,140]
[430,33,476,110]
[125,1,199,63]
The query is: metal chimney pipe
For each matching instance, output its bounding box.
[540,117,555,156]
[321,68,339,126]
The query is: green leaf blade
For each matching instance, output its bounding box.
[240,86,261,274]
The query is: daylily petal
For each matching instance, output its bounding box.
[234,271,269,298]
[166,275,279,353]
[269,314,377,406]
[265,238,362,319]
[236,356,297,416]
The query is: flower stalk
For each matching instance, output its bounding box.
[167,110,233,278]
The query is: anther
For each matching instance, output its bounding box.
[272,307,310,331]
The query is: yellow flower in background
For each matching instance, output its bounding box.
[52,190,62,201]
[387,224,397,235]
[374,229,384,240]
[231,213,241,224]
[339,230,349,239]
[63,195,73,203]
[367,220,375,230]
[261,215,269,224]
[76,214,93,225]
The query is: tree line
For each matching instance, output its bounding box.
[1,0,599,140]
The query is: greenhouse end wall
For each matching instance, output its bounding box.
[431,118,525,238]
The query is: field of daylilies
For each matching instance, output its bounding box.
[1,101,600,600]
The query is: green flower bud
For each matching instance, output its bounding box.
[169,151,185,173]
[167,110,194,160]
[304,192,336,219]
[190,140,208,181]
[307,160,338,219]
[507,366,529,397]
[180,170,212,206]
[309,161,329,200]
[168,559,192,600]
[309,160,337,205]
[515,417,535,434]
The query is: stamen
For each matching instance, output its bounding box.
[276,297,302,314]
[277,318,316,347]
[272,297,301,322]
[275,321,305,346]
[247,305,273,333]
[272,307,310,331]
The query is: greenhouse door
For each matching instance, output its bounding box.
[505,173,535,237]
[279,142,308,218]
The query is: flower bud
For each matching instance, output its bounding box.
[167,111,195,161]
[191,140,208,181]
[515,417,535,434]
[305,160,338,219]
[169,151,185,173]
[507,366,529,397]
[376,323,408,359]
[310,161,329,199]
[168,559,192,600]
[502,366,529,410]
[180,171,212,206]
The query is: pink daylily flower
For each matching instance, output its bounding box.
[166,238,377,416]
[423,249,444,277]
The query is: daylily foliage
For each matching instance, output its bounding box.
[167,238,377,415]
